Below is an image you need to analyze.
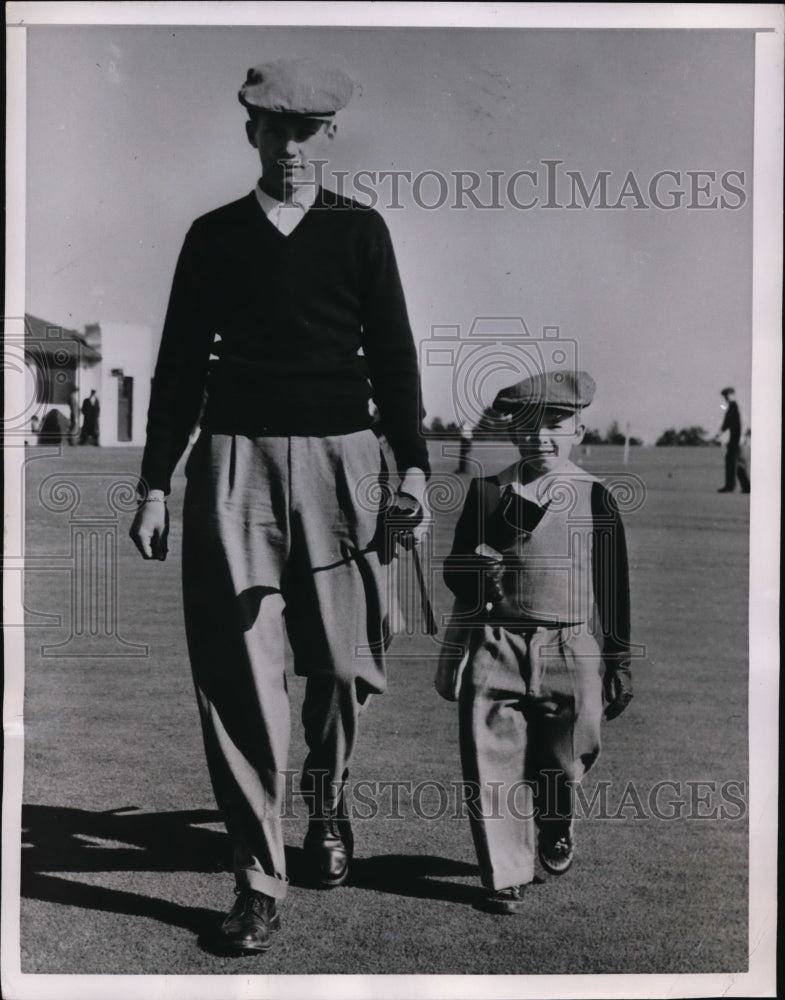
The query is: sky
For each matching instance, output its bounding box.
[24,24,756,442]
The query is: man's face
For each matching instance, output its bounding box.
[509,407,586,475]
[246,113,335,200]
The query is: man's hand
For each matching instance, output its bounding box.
[393,467,431,546]
[604,663,633,720]
[129,495,169,561]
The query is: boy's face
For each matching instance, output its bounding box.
[246,113,336,200]
[509,407,586,475]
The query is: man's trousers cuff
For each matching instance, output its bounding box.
[482,864,535,891]
[235,869,289,900]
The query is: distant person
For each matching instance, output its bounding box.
[713,387,749,493]
[79,390,100,445]
[39,409,67,444]
[737,428,751,484]
[28,414,40,446]
[437,371,632,914]
[68,385,80,446]
[455,419,473,473]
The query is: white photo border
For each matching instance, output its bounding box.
[3,3,782,999]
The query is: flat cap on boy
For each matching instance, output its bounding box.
[493,370,596,415]
[238,57,355,117]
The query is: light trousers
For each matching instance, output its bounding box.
[182,431,389,899]
[459,624,604,890]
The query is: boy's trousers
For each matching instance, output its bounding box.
[181,431,389,900]
[459,623,604,890]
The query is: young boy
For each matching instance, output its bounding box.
[439,370,632,914]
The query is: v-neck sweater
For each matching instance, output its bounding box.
[141,188,429,493]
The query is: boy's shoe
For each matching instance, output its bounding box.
[539,832,575,875]
[476,884,526,914]
[216,890,280,954]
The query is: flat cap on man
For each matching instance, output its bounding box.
[720,386,735,396]
[493,370,596,415]
[238,57,355,117]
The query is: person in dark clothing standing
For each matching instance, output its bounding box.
[129,58,429,955]
[714,387,750,493]
[68,384,80,445]
[79,389,100,445]
[455,419,474,474]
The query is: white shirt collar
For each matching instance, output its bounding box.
[255,182,317,216]
[496,459,598,506]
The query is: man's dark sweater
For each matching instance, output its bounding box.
[141,188,429,493]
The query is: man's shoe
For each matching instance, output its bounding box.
[216,890,280,954]
[304,817,352,888]
[476,884,526,914]
[717,487,734,493]
[539,832,575,875]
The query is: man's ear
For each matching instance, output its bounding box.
[245,118,258,148]
[573,422,586,446]
[324,120,338,141]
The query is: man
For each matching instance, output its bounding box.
[79,389,100,445]
[455,419,473,474]
[68,384,80,446]
[129,57,429,954]
[713,387,750,493]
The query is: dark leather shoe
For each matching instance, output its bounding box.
[304,816,353,888]
[217,890,280,954]
[476,884,526,914]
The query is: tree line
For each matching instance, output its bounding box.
[423,416,722,446]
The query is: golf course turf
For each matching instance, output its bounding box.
[17,441,749,975]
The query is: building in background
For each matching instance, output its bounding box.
[24,314,155,446]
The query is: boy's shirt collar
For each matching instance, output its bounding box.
[496,458,599,506]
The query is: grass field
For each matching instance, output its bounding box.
[16,440,750,976]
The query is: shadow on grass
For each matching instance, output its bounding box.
[285,845,485,905]
[22,804,232,874]
[22,871,221,938]
[21,804,489,934]
[349,854,483,905]
[21,804,231,936]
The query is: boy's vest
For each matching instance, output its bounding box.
[489,467,599,627]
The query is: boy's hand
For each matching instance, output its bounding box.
[478,559,505,606]
[604,664,633,720]
[474,544,505,607]
[129,498,169,561]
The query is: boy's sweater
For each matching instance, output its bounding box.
[444,459,631,669]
